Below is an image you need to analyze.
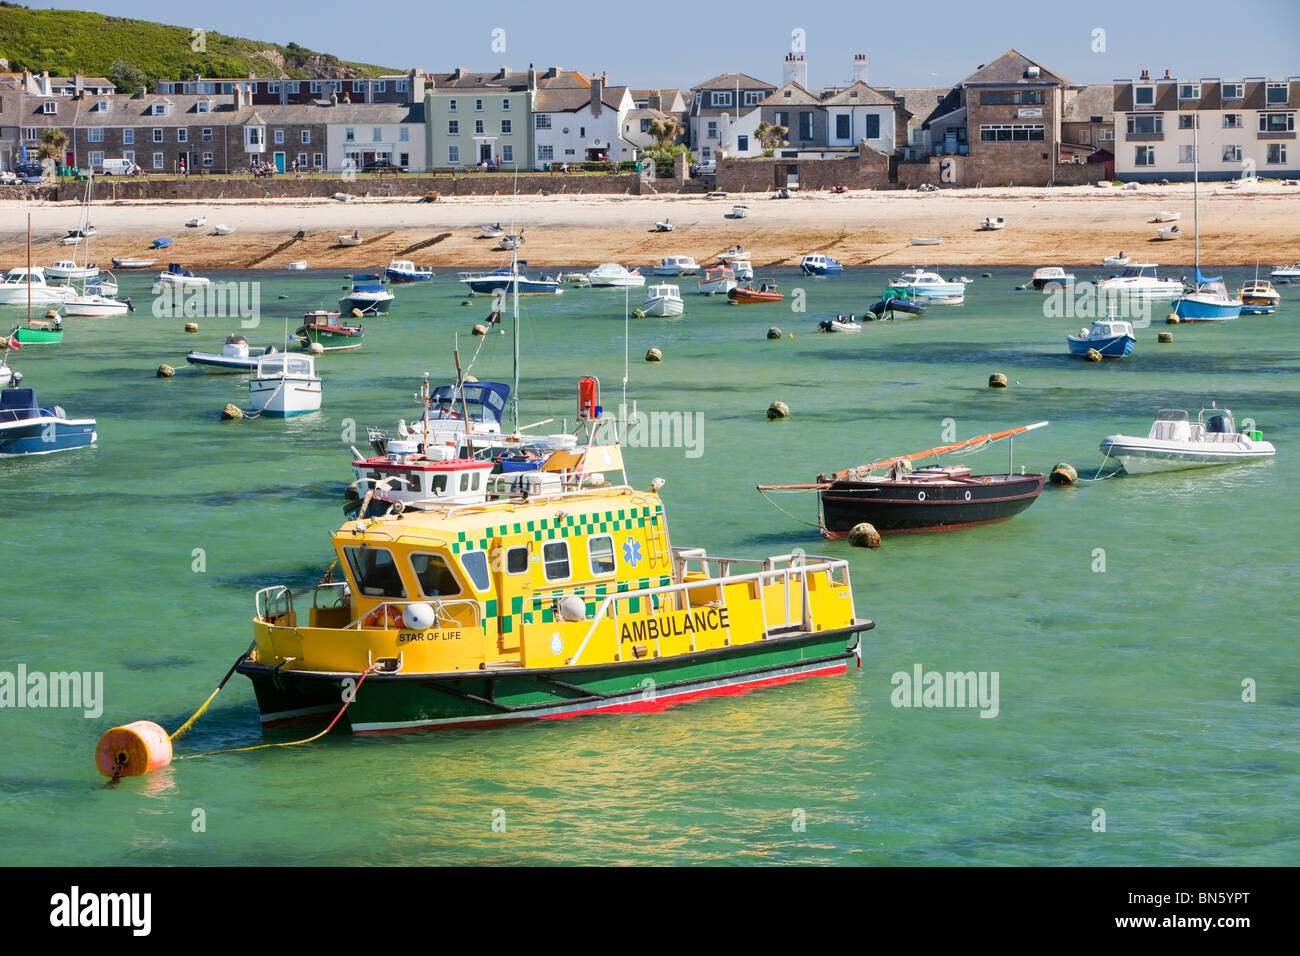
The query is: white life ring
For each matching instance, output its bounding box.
[964,490,972,500]
[917,491,926,501]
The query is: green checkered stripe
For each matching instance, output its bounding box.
[523,574,675,624]
[447,503,664,555]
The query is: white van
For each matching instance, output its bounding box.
[99,158,138,176]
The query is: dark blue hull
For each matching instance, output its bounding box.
[1067,334,1135,357]
[0,420,97,455]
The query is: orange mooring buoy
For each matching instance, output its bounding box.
[95,720,173,778]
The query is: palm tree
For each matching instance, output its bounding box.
[755,121,788,155]
[646,117,684,150]
[37,128,68,165]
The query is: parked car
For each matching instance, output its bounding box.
[362,160,404,174]
[692,161,717,178]
[13,162,46,184]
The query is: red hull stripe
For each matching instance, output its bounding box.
[348,659,849,734]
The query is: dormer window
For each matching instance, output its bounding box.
[96,99,108,112]
[1267,82,1289,106]
[1221,82,1243,100]
[152,102,170,116]
[1177,84,1200,101]
[710,91,732,107]
[850,91,859,98]
[197,100,211,114]
[42,101,56,114]
[1134,85,1155,107]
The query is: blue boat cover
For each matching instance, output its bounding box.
[428,382,510,424]
[152,237,173,248]
[1195,267,1222,285]
[0,388,40,421]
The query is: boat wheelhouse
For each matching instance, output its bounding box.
[1239,280,1280,314]
[697,267,737,295]
[1096,263,1183,298]
[641,284,684,316]
[236,438,873,733]
[586,264,645,288]
[800,254,844,276]
[0,268,75,307]
[888,269,965,304]
[46,260,99,281]
[385,260,435,283]
[296,311,365,351]
[1032,266,1076,289]
[249,353,321,416]
[1067,319,1136,358]
[339,275,395,315]
[652,256,699,276]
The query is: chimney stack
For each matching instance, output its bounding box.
[852,54,868,86]
[527,64,537,91]
[73,72,85,99]
[782,54,807,89]
[1164,69,1171,79]
[591,73,605,118]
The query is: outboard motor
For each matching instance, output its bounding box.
[122,296,134,312]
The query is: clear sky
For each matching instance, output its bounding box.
[23,0,1300,89]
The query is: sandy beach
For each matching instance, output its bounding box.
[3,182,1299,271]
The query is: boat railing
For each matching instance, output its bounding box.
[342,598,483,631]
[312,581,350,609]
[255,585,294,624]
[566,556,852,667]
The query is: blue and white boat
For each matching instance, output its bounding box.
[1173,270,1242,322]
[0,387,97,455]
[888,268,965,304]
[800,254,844,276]
[1067,319,1136,358]
[385,260,435,283]
[339,274,395,315]
[186,334,280,373]
[458,263,563,295]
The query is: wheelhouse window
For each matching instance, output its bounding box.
[506,546,530,575]
[410,552,461,598]
[588,535,615,576]
[542,541,570,582]
[460,551,491,592]
[345,546,407,598]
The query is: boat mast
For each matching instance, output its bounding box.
[511,237,520,431]
[26,212,32,326]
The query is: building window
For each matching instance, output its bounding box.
[374,81,386,92]
[745,91,761,106]
[396,80,408,93]
[1178,114,1197,129]
[475,98,483,111]
[201,128,212,142]
[1221,83,1244,100]
[1135,145,1155,166]
[372,127,382,142]
[153,128,164,143]
[980,89,1045,106]
[153,152,164,170]
[269,81,281,94]
[502,144,513,163]
[352,81,364,93]
[399,127,409,141]
[331,81,342,93]
[197,100,210,113]
[23,128,38,142]
[1178,145,1197,163]
[345,127,355,142]
[707,120,718,139]
[448,145,460,163]
[737,134,748,151]
[502,98,510,111]
[124,128,136,144]
[865,114,880,139]
[288,81,299,94]
[710,91,733,107]
[500,119,511,134]
[302,130,311,144]
[1177,84,1200,101]
[1266,83,1288,106]
[1259,112,1295,133]
[274,129,284,144]
[1267,143,1288,164]
[310,81,322,94]
[640,118,650,132]
[474,119,484,135]
[774,111,789,128]
[297,152,306,167]
[1099,128,1114,141]
[246,127,265,148]
[152,102,169,116]
[123,150,134,163]
[448,120,459,135]
[979,123,1046,142]
[538,144,554,161]
[202,152,213,166]
[1222,144,1242,162]
[177,128,187,143]
[835,114,850,139]
[1134,86,1155,107]
[449,99,457,112]
[41,101,56,115]
[313,152,323,167]
[1126,114,1163,135]
[88,151,104,167]
[87,127,104,143]
[799,111,814,139]
[535,114,551,129]
[1223,113,1244,129]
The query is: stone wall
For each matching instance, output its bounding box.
[716,144,892,192]
[1051,162,1106,185]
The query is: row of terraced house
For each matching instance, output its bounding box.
[1,50,1295,184]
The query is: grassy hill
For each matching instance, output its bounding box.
[0,3,399,92]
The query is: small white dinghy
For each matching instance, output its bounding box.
[1100,406,1276,474]
[652,219,675,232]
[212,224,236,235]
[337,230,363,247]
[910,236,943,245]
[1153,211,1181,223]
[479,223,505,239]
[286,261,308,271]
[186,216,207,228]
[818,314,862,333]
[638,284,684,317]
[979,217,1006,231]
[1102,252,1131,269]
[1155,224,1182,241]
[249,353,322,416]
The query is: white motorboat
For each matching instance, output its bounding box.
[1102,252,1131,269]
[493,233,525,251]
[1032,266,1076,289]
[731,259,754,281]
[186,216,208,228]
[697,266,737,295]
[1269,263,1300,279]
[86,271,118,297]
[152,263,210,292]
[718,246,749,263]
[652,219,675,232]
[560,273,591,286]
[1156,224,1182,241]
[46,260,99,281]
[1097,263,1184,298]
[979,217,1006,231]
[1100,406,1275,474]
[187,334,279,373]
[337,230,363,247]
[889,268,965,304]
[479,223,505,240]
[213,224,236,235]
[339,274,395,314]
[385,260,435,282]
[1153,211,1181,223]
[639,284,684,317]
[653,256,699,276]
[248,353,321,416]
[286,261,308,271]
[818,314,863,333]
[1067,319,1135,358]
[58,226,95,246]
[586,263,645,287]
[62,293,130,317]
[112,257,156,269]
[0,268,74,306]
[910,237,943,246]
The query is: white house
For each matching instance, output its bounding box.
[688,71,777,160]
[531,76,635,169]
[323,103,426,172]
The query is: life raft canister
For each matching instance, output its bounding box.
[577,375,601,421]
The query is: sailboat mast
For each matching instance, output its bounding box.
[511,237,520,431]
[26,212,32,325]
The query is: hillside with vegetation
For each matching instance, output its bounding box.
[0,3,398,92]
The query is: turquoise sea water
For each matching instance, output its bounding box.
[1,264,1295,866]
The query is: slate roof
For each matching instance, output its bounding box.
[961,49,1075,87]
